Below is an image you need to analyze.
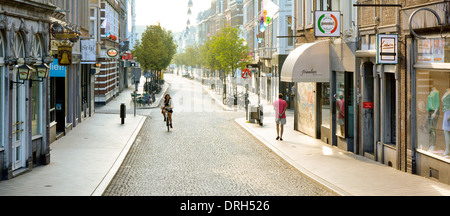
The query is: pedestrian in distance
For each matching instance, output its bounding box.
[274,93,287,141]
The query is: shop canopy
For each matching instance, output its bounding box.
[281,40,330,83]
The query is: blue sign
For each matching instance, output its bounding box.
[49,59,66,77]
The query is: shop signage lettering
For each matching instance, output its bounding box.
[417,38,446,63]
[49,59,66,77]
[314,11,341,37]
[81,40,97,62]
[107,48,118,57]
[363,102,374,109]
[376,34,398,64]
[301,69,317,76]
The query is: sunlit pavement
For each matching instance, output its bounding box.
[103,73,335,196]
[176,73,450,196]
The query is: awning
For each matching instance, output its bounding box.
[281,40,330,82]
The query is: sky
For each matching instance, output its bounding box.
[133,0,212,33]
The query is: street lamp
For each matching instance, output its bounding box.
[16,64,33,81]
[36,63,50,78]
[31,63,50,82]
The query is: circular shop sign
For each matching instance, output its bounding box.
[318,14,338,35]
[107,48,118,57]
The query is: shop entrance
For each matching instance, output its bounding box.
[11,71,26,171]
[55,77,66,133]
[361,62,375,156]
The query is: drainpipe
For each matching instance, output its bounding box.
[410,37,417,174]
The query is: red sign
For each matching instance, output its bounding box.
[122,53,134,60]
[363,102,374,109]
[242,68,251,79]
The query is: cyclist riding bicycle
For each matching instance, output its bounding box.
[161,94,173,128]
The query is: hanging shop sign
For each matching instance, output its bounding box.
[107,48,119,58]
[376,34,398,64]
[57,40,74,66]
[81,40,97,63]
[314,11,341,37]
[122,53,134,60]
[51,22,80,42]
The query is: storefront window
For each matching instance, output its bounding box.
[416,70,450,157]
[31,35,43,137]
[416,38,450,63]
[321,82,330,127]
[31,72,42,136]
[336,72,345,137]
[335,72,354,138]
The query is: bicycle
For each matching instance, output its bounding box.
[163,108,171,132]
[237,92,247,110]
[223,97,232,107]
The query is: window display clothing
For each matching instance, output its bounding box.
[427,88,440,151]
[427,89,440,111]
[442,89,450,155]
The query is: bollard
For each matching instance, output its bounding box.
[120,103,126,124]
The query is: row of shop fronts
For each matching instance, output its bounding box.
[0,0,133,180]
[0,1,55,179]
[270,1,450,184]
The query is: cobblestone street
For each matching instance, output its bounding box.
[103,74,336,196]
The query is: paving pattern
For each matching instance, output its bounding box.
[103,74,336,196]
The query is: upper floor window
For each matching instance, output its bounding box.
[306,0,313,27]
[296,0,304,29]
[14,32,25,59]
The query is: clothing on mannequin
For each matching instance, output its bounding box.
[443,88,450,155]
[427,87,440,151]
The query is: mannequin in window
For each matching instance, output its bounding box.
[427,87,440,151]
[337,94,345,136]
[442,88,450,155]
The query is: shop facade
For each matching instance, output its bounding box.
[281,38,356,151]
[405,1,450,183]
[95,0,121,104]
[281,0,357,150]
[355,35,401,168]
[0,1,55,179]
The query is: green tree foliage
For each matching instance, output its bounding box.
[210,26,250,75]
[176,26,250,78]
[132,24,177,72]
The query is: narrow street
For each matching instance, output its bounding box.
[103,74,336,196]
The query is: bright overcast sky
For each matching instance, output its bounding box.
[133,0,212,33]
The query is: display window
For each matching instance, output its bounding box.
[416,70,450,157]
[321,82,331,128]
[416,38,450,63]
[335,71,354,138]
[31,34,43,137]
[336,72,345,137]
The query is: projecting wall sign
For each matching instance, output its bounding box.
[314,11,341,37]
[376,34,398,64]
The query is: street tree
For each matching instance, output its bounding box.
[209,26,250,100]
[132,24,177,85]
